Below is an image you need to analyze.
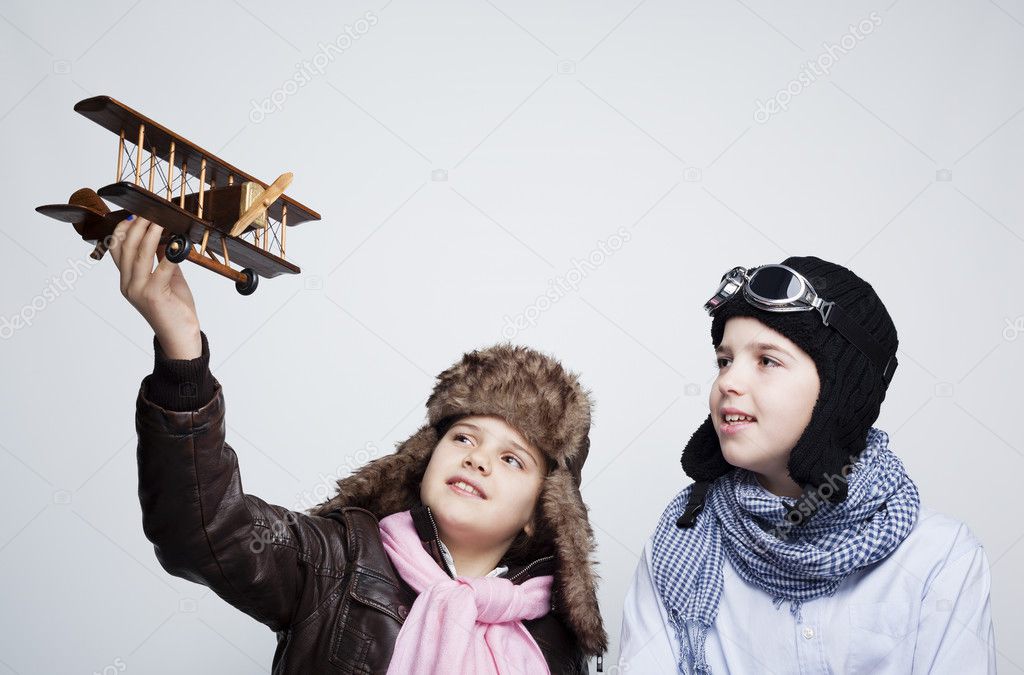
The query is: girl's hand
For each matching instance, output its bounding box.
[108,216,202,359]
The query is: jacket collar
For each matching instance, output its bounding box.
[408,503,556,583]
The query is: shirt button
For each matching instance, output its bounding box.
[802,626,815,640]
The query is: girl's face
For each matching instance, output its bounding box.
[419,415,546,555]
[710,316,821,482]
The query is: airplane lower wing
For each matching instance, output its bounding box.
[97,182,300,278]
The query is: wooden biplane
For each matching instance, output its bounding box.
[36,95,320,295]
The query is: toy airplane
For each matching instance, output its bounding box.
[36,95,321,295]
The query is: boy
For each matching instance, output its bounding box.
[619,256,996,674]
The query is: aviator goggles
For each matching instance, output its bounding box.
[704,264,897,385]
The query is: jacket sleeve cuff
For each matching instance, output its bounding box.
[145,331,216,411]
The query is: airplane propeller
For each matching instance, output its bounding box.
[229,172,293,237]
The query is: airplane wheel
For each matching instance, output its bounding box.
[165,235,192,263]
[236,268,259,296]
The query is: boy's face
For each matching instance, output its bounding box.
[710,316,821,479]
[419,414,546,556]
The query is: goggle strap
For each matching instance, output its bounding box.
[821,304,895,385]
[675,480,712,529]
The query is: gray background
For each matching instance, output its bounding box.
[1,0,1022,672]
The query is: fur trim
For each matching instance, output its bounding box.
[307,343,608,656]
[541,469,606,655]
[309,425,438,518]
[426,345,592,470]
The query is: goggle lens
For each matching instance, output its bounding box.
[748,266,803,302]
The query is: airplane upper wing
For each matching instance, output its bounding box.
[75,95,320,228]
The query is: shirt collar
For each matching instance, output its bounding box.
[436,537,509,578]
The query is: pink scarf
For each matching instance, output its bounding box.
[378,510,553,675]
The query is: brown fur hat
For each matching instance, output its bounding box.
[307,344,608,656]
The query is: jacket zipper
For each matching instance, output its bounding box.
[424,506,442,543]
[423,507,455,579]
[509,555,556,583]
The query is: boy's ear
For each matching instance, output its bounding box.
[523,522,535,537]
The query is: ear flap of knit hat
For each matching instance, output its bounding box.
[680,414,732,482]
[307,425,438,519]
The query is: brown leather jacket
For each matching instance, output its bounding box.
[136,376,590,674]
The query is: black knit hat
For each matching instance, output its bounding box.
[680,255,899,506]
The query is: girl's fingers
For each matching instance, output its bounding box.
[118,216,150,293]
[108,217,133,268]
[127,221,163,298]
[152,248,178,288]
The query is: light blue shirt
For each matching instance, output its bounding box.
[619,507,997,674]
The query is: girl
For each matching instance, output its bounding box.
[619,256,996,674]
[111,215,607,673]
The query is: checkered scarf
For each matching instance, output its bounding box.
[651,428,920,674]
